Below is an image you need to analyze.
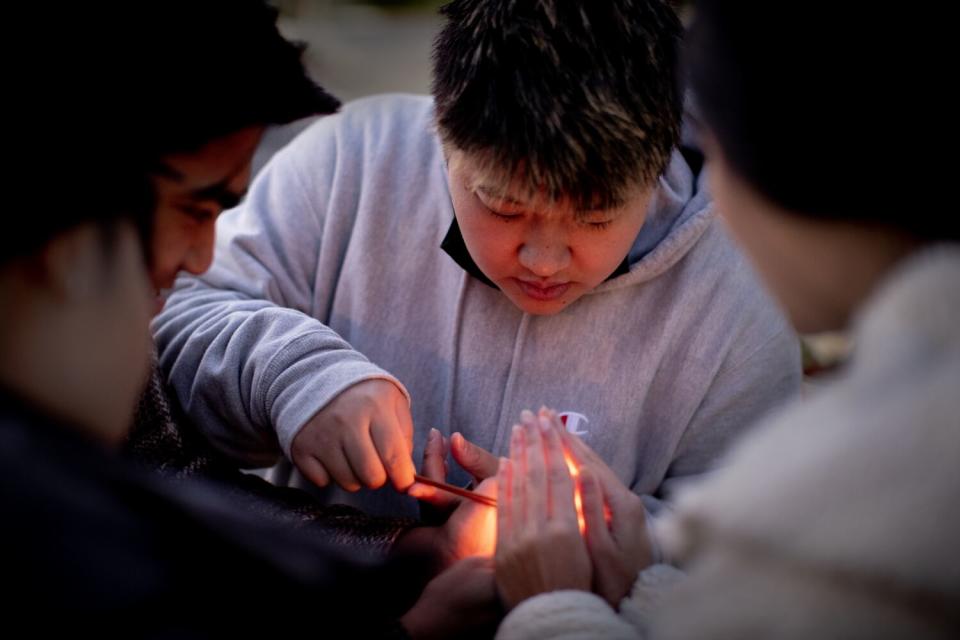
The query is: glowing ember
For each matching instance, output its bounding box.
[564,451,586,534]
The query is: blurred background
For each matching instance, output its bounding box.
[255,0,444,167]
[273,0,442,101]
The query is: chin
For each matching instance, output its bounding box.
[510,294,574,316]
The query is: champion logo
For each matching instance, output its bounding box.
[558,411,589,436]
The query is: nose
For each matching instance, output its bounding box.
[518,223,570,278]
[181,220,216,275]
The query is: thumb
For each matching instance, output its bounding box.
[410,428,459,510]
[451,432,499,482]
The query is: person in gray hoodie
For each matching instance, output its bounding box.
[153,0,800,529]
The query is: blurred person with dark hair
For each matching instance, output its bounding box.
[493,2,959,638]
[2,2,502,635]
[104,0,425,557]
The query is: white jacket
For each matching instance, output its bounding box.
[499,246,960,639]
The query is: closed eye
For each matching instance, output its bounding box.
[585,220,613,230]
[488,209,521,222]
[179,204,215,222]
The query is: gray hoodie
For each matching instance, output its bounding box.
[154,95,800,517]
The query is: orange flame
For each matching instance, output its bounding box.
[564,451,586,534]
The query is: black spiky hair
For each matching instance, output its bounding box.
[432,0,683,210]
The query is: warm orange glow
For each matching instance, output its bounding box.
[464,501,498,558]
[564,452,586,534]
[460,477,499,558]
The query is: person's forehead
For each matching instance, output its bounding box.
[155,151,251,193]
[155,127,264,187]
[470,175,647,219]
[451,148,648,215]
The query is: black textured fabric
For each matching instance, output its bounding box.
[126,356,417,559]
[2,386,423,634]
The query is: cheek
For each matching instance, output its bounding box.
[99,237,155,441]
[709,174,813,326]
[120,272,152,386]
[711,177,781,284]
[115,235,153,348]
[455,203,517,271]
[570,231,633,284]
[149,207,206,282]
[150,206,182,260]
[470,224,514,266]
[708,160,766,256]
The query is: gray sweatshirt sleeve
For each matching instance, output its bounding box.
[153,120,409,468]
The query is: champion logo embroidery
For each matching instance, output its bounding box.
[558,411,589,436]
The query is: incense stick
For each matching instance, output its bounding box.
[412,474,498,508]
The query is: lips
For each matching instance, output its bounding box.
[515,278,571,301]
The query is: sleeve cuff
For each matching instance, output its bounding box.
[272,364,411,459]
[497,590,636,640]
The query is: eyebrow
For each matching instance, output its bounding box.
[476,185,525,206]
[153,161,184,180]
[476,184,625,217]
[155,155,251,210]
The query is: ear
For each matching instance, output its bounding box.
[37,224,103,301]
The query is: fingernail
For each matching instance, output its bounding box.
[538,415,551,433]
[520,409,535,423]
[408,483,427,498]
[429,428,439,443]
